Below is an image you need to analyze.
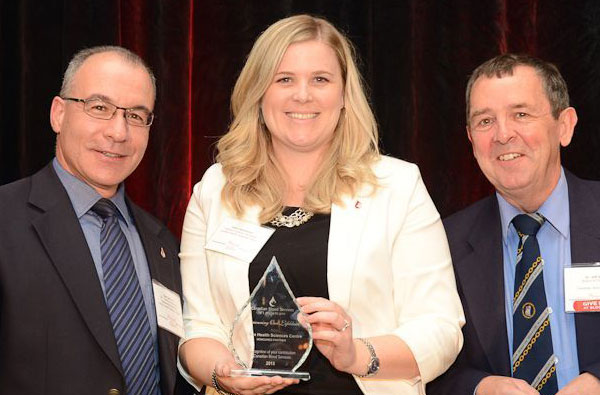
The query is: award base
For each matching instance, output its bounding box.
[230,369,310,381]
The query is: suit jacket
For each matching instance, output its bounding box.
[179,156,465,395]
[0,163,194,395]
[427,170,600,394]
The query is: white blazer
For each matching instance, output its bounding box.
[179,156,465,394]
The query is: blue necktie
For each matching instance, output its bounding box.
[511,213,558,394]
[92,199,159,395]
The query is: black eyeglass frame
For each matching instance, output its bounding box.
[61,97,154,127]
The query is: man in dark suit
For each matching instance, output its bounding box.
[0,46,194,394]
[428,54,600,395]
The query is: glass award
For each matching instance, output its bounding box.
[229,256,312,380]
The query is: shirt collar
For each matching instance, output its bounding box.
[52,158,133,226]
[497,167,570,242]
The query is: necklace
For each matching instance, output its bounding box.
[269,207,314,227]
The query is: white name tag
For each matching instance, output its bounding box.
[564,263,600,313]
[205,218,275,262]
[153,280,185,337]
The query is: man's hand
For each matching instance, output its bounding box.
[476,375,539,395]
[556,373,600,395]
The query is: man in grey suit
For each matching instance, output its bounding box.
[427,54,600,395]
[0,46,194,395]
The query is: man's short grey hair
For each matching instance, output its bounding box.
[465,53,570,122]
[59,45,156,98]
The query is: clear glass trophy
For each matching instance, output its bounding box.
[229,256,312,380]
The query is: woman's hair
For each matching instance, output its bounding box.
[217,14,379,222]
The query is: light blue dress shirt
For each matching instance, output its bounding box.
[497,167,580,389]
[52,158,158,339]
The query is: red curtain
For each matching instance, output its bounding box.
[2,1,600,237]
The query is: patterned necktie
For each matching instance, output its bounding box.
[511,213,558,394]
[92,198,159,395]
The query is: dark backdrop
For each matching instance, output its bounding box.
[2,0,600,237]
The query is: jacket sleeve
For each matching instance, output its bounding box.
[177,165,231,388]
[383,162,466,385]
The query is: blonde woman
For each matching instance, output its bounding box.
[178,14,465,395]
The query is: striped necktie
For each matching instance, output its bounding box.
[511,213,558,394]
[92,198,160,395]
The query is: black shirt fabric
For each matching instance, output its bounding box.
[248,208,363,395]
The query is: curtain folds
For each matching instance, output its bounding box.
[2,0,599,237]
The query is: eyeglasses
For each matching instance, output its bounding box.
[62,97,154,127]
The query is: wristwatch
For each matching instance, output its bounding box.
[212,370,236,395]
[357,338,380,378]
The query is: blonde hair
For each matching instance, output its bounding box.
[217,14,379,222]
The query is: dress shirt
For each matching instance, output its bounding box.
[497,167,580,389]
[52,158,158,339]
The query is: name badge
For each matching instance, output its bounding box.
[205,218,275,262]
[152,280,185,337]
[564,263,600,313]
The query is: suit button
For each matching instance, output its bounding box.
[107,389,120,395]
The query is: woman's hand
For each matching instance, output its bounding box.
[213,360,299,395]
[296,296,358,374]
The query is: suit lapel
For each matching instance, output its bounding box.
[130,203,176,290]
[226,205,262,313]
[29,164,123,375]
[565,172,600,370]
[327,193,372,310]
[129,202,179,395]
[456,197,511,375]
[219,206,269,358]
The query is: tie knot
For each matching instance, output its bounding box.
[91,198,119,219]
[512,213,544,236]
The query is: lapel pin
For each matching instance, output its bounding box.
[160,247,166,259]
[355,200,361,209]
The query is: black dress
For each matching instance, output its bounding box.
[248,208,363,395]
